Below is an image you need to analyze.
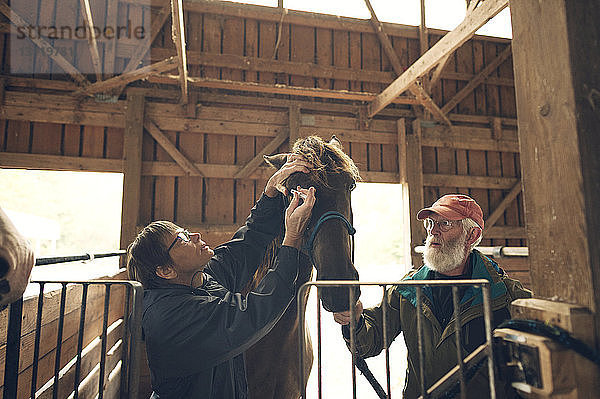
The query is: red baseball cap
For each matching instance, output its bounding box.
[417,194,484,229]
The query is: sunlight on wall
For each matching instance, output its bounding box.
[231,0,512,38]
[0,169,124,286]
[305,182,411,398]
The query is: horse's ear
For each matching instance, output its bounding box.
[329,135,343,149]
[263,153,287,169]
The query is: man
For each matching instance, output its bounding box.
[127,156,315,399]
[334,194,531,398]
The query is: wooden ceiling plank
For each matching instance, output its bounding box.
[368,0,508,117]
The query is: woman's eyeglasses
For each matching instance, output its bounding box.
[423,218,455,232]
[167,229,191,252]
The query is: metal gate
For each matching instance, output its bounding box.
[2,279,143,399]
[297,279,496,399]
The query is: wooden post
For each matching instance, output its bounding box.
[510,0,600,354]
[120,92,145,251]
[289,104,300,148]
[407,119,425,268]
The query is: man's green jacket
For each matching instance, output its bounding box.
[346,250,532,398]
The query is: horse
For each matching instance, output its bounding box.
[244,135,361,399]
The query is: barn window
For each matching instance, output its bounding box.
[0,169,124,296]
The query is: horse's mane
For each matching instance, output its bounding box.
[242,136,359,295]
[291,136,361,189]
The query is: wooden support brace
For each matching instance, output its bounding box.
[484,180,522,229]
[79,0,103,81]
[103,0,119,77]
[363,0,450,125]
[234,129,289,179]
[491,116,503,140]
[171,0,189,103]
[144,118,203,176]
[441,44,512,114]
[397,118,407,183]
[0,1,90,87]
[429,53,452,89]
[74,56,178,96]
[368,0,508,117]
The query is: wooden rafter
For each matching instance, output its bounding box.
[144,118,204,176]
[368,0,508,117]
[234,129,289,179]
[79,0,103,81]
[170,0,188,103]
[484,180,522,229]
[0,1,90,87]
[148,74,419,104]
[441,44,512,114]
[74,56,178,96]
[429,53,452,88]
[363,0,451,125]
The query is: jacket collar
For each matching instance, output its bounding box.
[396,250,507,309]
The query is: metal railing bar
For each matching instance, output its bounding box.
[120,286,132,398]
[73,283,89,399]
[98,284,111,399]
[381,284,391,399]
[302,279,490,287]
[316,288,323,399]
[31,283,45,398]
[452,286,467,399]
[53,283,68,399]
[416,286,427,399]
[349,286,357,399]
[413,246,528,257]
[482,285,496,399]
[34,251,126,266]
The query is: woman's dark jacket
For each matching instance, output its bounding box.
[143,193,300,399]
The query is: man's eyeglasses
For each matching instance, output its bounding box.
[167,229,191,252]
[423,218,455,232]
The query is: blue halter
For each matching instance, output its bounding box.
[302,211,356,263]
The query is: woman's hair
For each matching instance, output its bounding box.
[127,221,178,289]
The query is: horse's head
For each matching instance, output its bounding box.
[264,135,360,312]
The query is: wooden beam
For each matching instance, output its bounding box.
[368,0,508,117]
[511,0,600,353]
[120,92,145,250]
[407,120,425,267]
[423,173,517,189]
[0,1,90,87]
[124,3,171,73]
[75,56,178,96]
[144,118,204,176]
[148,74,419,104]
[79,0,103,81]
[171,0,188,103]
[419,0,428,55]
[363,0,451,126]
[441,44,512,114]
[288,104,300,146]
[484,180,522,229]
[234,129,289,179]
[483,226,526,239]
[397,118,407,183]
[429,53,452,89]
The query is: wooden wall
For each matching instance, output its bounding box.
[0,0,529,287]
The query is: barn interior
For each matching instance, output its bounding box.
[0,0,599,398]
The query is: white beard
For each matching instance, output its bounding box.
[422,229,468,274]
